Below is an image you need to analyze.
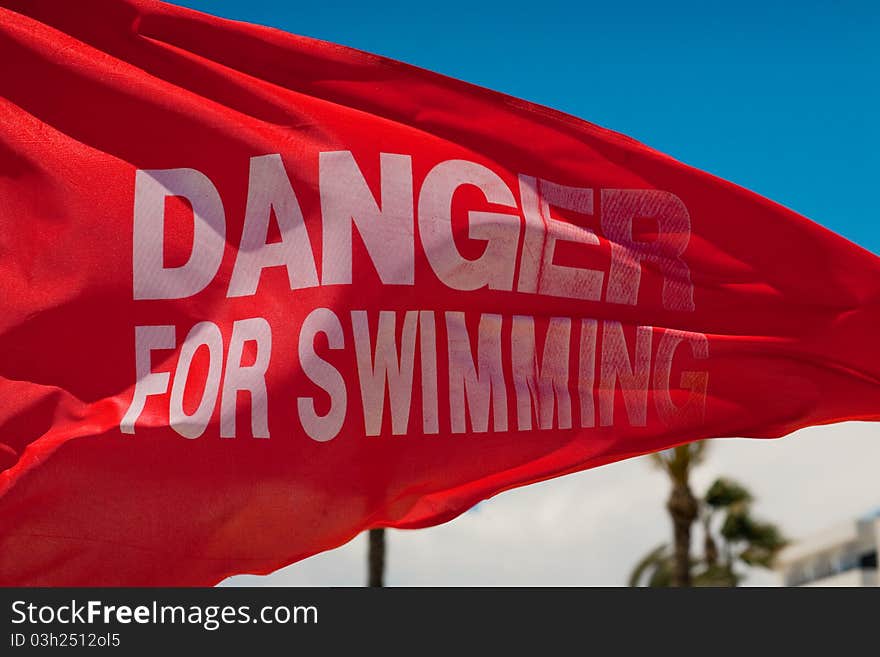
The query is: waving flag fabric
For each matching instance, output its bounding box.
[1,0,878,585]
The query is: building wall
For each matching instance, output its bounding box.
[775,515,879,587]
[802,569,871,587]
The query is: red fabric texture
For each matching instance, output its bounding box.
[0,0,878,584]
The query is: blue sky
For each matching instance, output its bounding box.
[175,0,879,254]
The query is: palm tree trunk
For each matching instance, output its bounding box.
[703,516,718,568]
[367,528,385,587]
[667,483,698,587]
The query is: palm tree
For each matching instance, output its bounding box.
[704,477,786,580]
[651,442,707,587]
[628,543,674,587]
[630,476,786,587]
[367,528,385,587]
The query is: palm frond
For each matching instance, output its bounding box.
[628,543,669,587]
[705,477,752,509]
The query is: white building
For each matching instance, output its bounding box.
[775,510,879,586]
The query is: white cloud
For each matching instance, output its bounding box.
[220,421,880,587]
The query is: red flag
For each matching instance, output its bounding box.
[1,0,878,585]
